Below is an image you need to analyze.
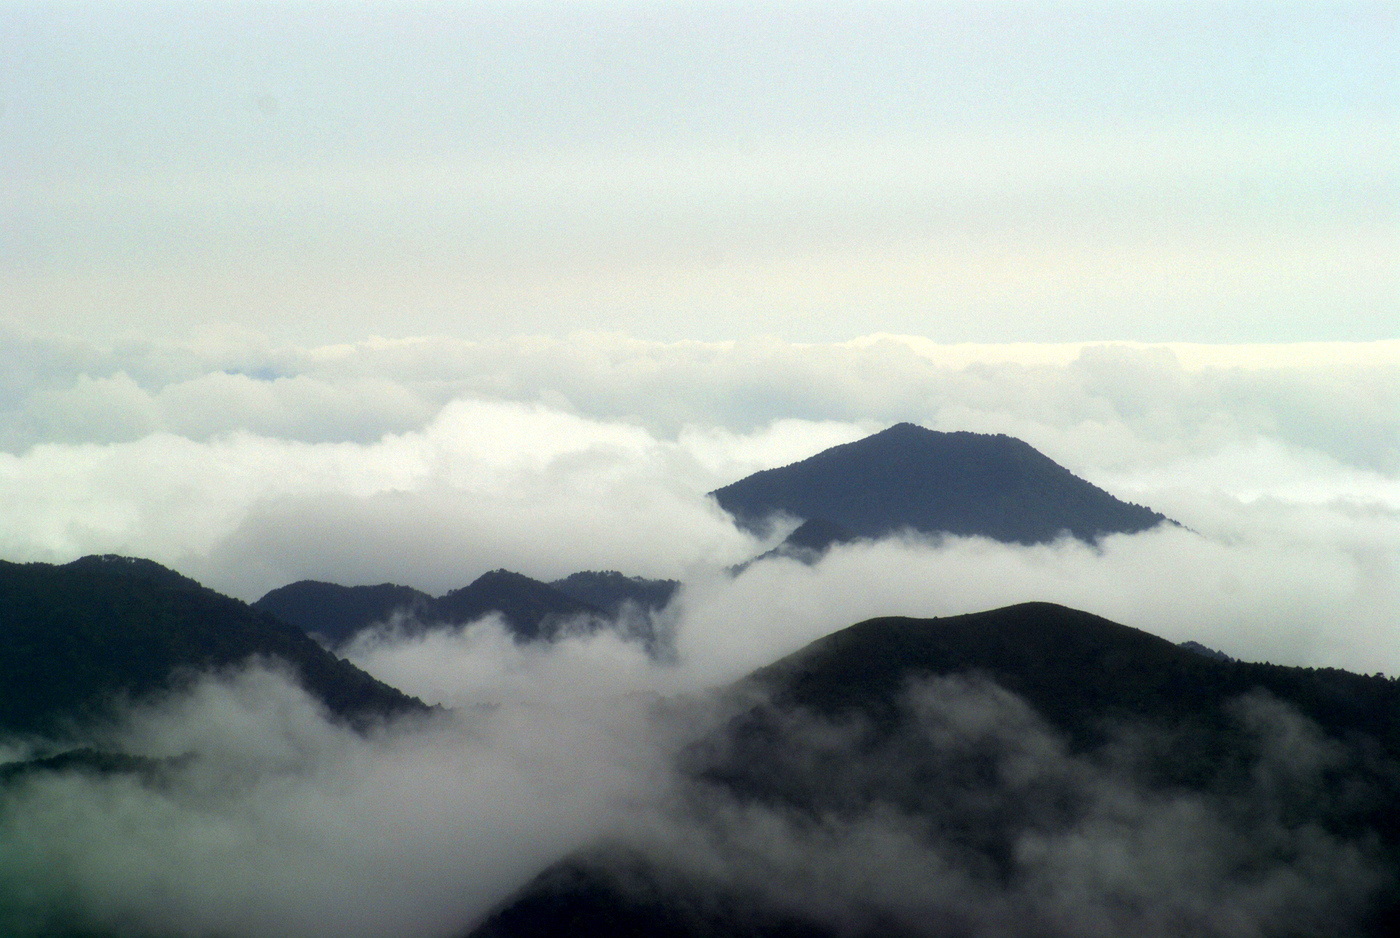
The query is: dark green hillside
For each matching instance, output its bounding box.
[749,603,1400,751]
[711,423,1168,544]
[0,555,425,739]
[708,603,1400,811]
[472,603,1400,938]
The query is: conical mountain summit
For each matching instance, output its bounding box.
[710,423,1168,545]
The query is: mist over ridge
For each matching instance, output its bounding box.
[1,412,1388,934]
[4,0,1395,931]
[248,423,1171,659]
[0,337,1394,934]
[4,555,1398,937]
[471,603,1400,938]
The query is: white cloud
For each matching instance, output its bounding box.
[0,328,1395,672]
[0,663,664,938]
[672,515,1400,682]
[340,617,667,710]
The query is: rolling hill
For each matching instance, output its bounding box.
[256,569,682,650]
[549,571,680,618]
[251,580,436,647]
[469,602,1400,938]
[254,570,606,648]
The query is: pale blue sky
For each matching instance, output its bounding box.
[2,1,1395,344]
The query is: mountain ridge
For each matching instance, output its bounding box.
[255,569,681,650]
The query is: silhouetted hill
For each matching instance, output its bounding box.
[711,423,1168,544]
[469,603,1400,938]
[436,570,604,641]
[549,571,681,657]
[728,603,1400,783]
[550,571,679,617]
[255,570,607,647]
[253,581,435,646]
[0,556,425,739]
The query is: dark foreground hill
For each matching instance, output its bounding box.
[711,423,1168,545]
[470,603,1400,938]
[256,569,678,649]
[0,555,425,740]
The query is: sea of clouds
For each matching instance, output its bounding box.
[2,325,1395,673]
[1,623,1389,937]
[1,325,1397,936]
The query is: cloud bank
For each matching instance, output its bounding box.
[3,644,1390,937]
[0,661,664,938]
[1,328,1396,674]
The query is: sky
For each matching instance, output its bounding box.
[0,0,1397,670]
[0,4,1399,935]
[1,0,1395,344]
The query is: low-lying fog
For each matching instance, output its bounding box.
[1,331,1396,935]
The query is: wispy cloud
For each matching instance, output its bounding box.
[2,649,1388,936]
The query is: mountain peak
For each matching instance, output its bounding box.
[437,570,603,641]
[466,569,544,590]
[62,554,205,592]
[710,424,1168,545]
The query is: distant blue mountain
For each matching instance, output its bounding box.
[711,423,1169,545]
[252,581,435,647]
[255,570,604,648]
[256,567,683,651]
[549,570,679,618]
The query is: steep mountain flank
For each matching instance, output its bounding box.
[0,555,425,739]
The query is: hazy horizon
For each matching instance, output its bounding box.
[3,1,1394,346]
[3,0,1397,665]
